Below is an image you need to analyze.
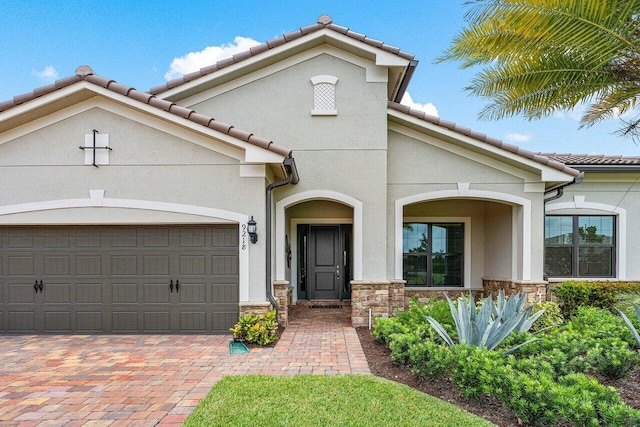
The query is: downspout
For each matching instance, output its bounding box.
[542,171,584,297]
[266,157,299,318]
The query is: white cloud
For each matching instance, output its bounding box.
[32,66,58,83]
[165,36,261,80]
[504,132,532,143]
[400,92,439,117]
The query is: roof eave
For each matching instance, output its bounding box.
[387,105,580,180]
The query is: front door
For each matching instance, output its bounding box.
[308,225,342,300]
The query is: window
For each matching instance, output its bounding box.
[403,223,464,287]
[545,215,615,277]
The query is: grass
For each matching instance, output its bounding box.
[184,374,495,427]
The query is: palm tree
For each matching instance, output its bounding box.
[440,0,640,138]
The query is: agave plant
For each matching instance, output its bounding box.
[615,303,640,347]
[425,290,543,352]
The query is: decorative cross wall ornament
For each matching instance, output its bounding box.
[80,129,111,167]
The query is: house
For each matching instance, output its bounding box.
[0,15,638,333]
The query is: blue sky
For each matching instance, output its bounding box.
[2,0,638,156]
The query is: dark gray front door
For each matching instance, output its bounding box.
[308,225,341,300]
[0,225,239,334]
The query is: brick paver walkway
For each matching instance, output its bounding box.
[0,305,369,426]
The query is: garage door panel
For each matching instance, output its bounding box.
[112,311,139,332]
[44,256,70,275]
[211,256,238,276]
[76,311,102,331]
[143,256,169,275]
[10,311,35,331]
[144,283,170,303]
[180,228,206,247]
[9,283,36,304]
[180,311,207,331]
[43,283,71,304]
[8,256,34,275]
[75,229,102,247]
[211,227,238,246]
[112,256,138,275]
[44,229,70,248]
[144,311,171,332]
[76,256,102,275]
[111,229,138,247]
[143,228,169,247]
[178,283,206,304]
[44,311,71,332]
[211,284,239,303]
[8,229,33,248]
[211,311,238,332]
[179,256,206,275]
[112,283,138,303]
[76,283,102,303]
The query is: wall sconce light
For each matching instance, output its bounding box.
[247,216,258,244]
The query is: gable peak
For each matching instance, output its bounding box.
[317,15,332,25]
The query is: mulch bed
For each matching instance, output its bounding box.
[356,327,640,426]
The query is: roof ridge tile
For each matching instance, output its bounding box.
[148,15,415,95]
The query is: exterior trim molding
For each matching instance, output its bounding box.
[546,198,627,280]
[0,196,252,301]
[395,189,533,281]
[275,190,363,281]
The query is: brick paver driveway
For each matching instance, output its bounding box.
[0,306,369,426]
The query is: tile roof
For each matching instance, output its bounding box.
[538,153,640,166]
[0,66,292,158]
[388,101,582,177]
[149,14,415,95]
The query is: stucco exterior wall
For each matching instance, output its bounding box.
[186,53,388,152]
[387,128,547,282]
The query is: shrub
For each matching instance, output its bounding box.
[516,307,639,379]
[230,311,278,345]
[530,301,563,332]
[552,281,640,318]
[373,298,454,345]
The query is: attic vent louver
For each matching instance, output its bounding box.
[310,75,338,116]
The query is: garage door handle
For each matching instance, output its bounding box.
[175,280,180,292]
[169,280,174,293]
[34,280,43,293]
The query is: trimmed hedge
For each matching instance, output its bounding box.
[551,281,640,318]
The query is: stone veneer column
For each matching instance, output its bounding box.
[239,301,272,317]
[273,280,290,326]
[389,280,406,316]
[350,280,406,327]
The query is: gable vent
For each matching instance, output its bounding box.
[311,75,338,116]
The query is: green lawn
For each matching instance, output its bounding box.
[184,374,495,427]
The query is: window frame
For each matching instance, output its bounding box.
[545,214,616,278]
[402,221,465,287]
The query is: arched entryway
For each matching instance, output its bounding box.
[276,191,362,303]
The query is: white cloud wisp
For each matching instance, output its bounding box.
[165,36,261,80]
[32,66,58,83]
[400,92,439,117]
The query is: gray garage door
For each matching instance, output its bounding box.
[0,225,239,334]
